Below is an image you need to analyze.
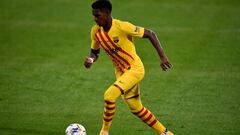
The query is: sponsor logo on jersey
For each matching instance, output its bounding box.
[111,47,122,54]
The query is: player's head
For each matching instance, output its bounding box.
[91,0,112,26]
[92,0,112,12]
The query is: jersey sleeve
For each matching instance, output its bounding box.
[120,21,145,38]
[91,26,100,50]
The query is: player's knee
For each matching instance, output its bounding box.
[128,103,137,111]
[126,100,143,113]
[104,86,120,102]
[129,105,142,113]
[104,92,114,102]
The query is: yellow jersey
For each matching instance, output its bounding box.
[91,19,145,72]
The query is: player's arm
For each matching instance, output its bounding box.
[143,28,172,71]
[84,26,101,69]
[84,49,100,69]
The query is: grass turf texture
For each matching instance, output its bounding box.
[0,0,240,135]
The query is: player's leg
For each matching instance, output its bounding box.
[100,69,144,135]
[100,85,122,135]
[123,84,174,135]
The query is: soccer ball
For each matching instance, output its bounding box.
[65,123,86,135]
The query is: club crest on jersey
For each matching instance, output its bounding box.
[113,36,119,43]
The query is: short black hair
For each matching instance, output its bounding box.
[91,0,112,12]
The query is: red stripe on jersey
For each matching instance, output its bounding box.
[143,114,153,123]
[148,119,157,127]
[98,29,131,69]
[95,34,124,72]
[104,32,135,60]
[95,34,125,72]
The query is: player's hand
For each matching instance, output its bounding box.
[84,56,94,69]
[160,56,172,71]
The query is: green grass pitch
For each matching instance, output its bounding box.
[0,0,240,135]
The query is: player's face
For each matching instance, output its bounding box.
[92,9,109,27]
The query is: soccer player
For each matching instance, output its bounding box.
[84,0,174,135]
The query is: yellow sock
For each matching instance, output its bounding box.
[124,96,166,134]
[101,100,116,131]
[132,107,166,134]
[101,85,122,131]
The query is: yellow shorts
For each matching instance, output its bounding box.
[114,63,145,99]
